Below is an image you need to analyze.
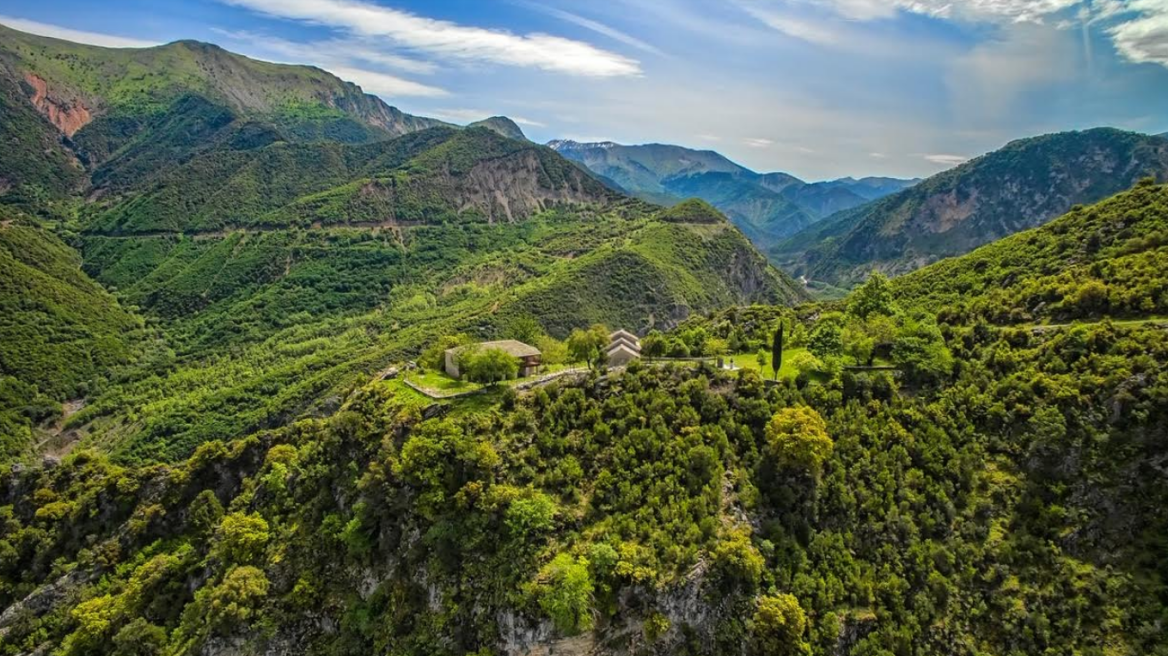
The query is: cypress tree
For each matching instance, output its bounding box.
[772,323,784,380]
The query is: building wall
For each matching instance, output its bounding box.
[444,350,461,378]
[608,348,639,368]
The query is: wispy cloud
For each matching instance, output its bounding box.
[870,152,889,158]
[0,15,157,48]
[923,153,969,166]
[211,28,446,97]
[326,65,448,97]
[428,108,545,127]
[805,0,1081,23]
[220,0,641,77]
[521,3,666,56]
[745,138,775,148]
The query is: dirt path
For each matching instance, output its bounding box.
[84,218,429,240]
[36,399,86,458]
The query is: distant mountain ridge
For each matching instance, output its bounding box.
[548,139,918,245]
[773,127,1168,286]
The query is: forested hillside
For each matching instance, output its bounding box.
[2,19,1168,656]
[4,189,1167,654]
[893,177,1168,324]
[0,213,144,460]
[774,128,1168,286]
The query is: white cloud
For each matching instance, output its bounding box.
[1108,0,1168,67]
[870,152,889,158]
[211,28,438,75]
[923,153,970,165]
[0,15,157,48]
[221,0,641,77]
[209,29,446,97]
[812,0,1081,22]
[325,65,447,97]
[745,138,775,147]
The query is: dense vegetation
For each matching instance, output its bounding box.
[0,215,143,460]
[774,128,1168,286]
[3,303,1166,655]
[3,22,1168,656]
[894,179,1168,324]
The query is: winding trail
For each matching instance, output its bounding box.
[82,218,429,240]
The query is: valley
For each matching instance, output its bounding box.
[0,17,1167,656]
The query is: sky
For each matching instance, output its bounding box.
[2,0,1167,180]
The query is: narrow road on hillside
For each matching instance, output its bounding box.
[83,218,430,239]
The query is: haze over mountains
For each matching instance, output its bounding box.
[548,139,918,245]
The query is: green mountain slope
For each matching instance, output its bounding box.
[0,25,443,138]
[775,128,1168,286]
[0,212,145,459]
[0,24,447,208]
[4,258,1166,656]
[893,178,1168,324]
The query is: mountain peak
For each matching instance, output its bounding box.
[468,116,527,141]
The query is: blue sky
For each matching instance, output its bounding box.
[2,0,1167,180]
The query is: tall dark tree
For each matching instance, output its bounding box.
[772,323,784,380]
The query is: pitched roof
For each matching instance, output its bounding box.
[607,343,641,359]
[607,340,641,355]
[610,329,639,343]
[447,340,541,358]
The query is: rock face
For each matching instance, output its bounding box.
[21,73,92,137]
[774,127,1168,285]
[452,149,611,223]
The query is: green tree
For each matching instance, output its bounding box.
[111,618,167,656]
[534,553,594,634]
[808,314,845,360]
[765,406,833,474]
[421,334,472,371]
[206,566,270,629]
[752,594,808,655]
[891,313,954,385]
[214,512,271,564]
[536,335,569,366]
[567,325,609,369]
[188,489,224,538]
[641,331,666,359]
[712,529,765,590]
[772,323,784,380]
[463,348,520,385]
[505,315,545,344]
[848,271,896,319]
[505,491,558,542]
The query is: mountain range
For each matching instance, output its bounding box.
[3,21,1168,656]
[0,27,803,462]
[548,139,918,245]
[773,127,1168,286]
